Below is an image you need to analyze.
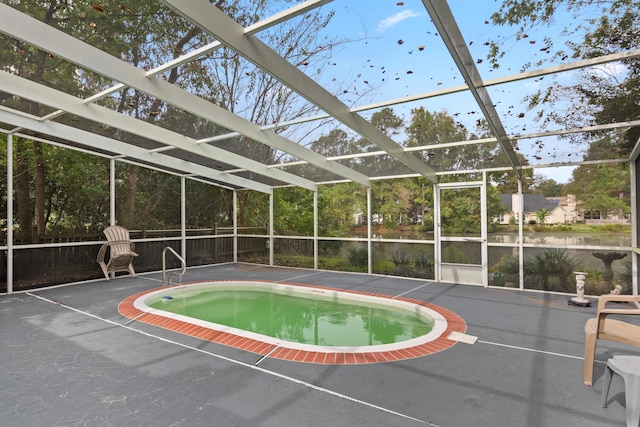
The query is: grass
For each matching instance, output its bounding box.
[494,223,630,234]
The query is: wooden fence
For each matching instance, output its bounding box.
[0,235,269,292]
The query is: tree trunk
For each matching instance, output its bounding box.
[14,143,32,243]
[33,141,46,236]
[124,165,138,229]
[618,192,624,220]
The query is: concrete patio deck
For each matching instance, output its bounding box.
[2,263,639,426]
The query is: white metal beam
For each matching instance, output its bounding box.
[204,47,640,145]
[0,3,369,187]
[85,0,333,106]
[422,0,522,180]
[0,107,273,194]
[161,0,437,183]
[0,70,314,191]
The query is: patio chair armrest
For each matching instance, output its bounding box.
[597,294,640,313]
[97,243,109,262]
[598,308,640,316]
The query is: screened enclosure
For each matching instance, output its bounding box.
[0,0,638,295]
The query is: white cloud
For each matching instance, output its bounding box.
[588,62,628,78]
[377,10,420,32]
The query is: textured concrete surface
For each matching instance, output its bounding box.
[2,263,639,426]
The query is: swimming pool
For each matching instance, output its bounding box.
[119,281,467,364]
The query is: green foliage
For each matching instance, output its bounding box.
[9,141,111,233]
[616,260,633,293]
[273,187,314,235]
[592,224,629,233]
[387,249,434,278]
[318,256,360,272]
[566,138,631,218]
[185,181,232,228]
[372,260,395,275]
[442,245,469,264]
[391,250,411,266]
[317,183,366,237]
[527,249,581,291]
[532,224,573,232]
[495,255,521,285]
[489,155,536,193]
[383,220,397,229]
[2,0,348,240]
[371,179,413,226]
[536,208,550,224]
[117,166,183,230]
[421,218,434,232]
[413,253,434,278]
[391,250,414,277]
[236,190,269,231]
[536,179,565,197]
[439,187,481,235]
[490,1,640,149]
[346,246,369,268]
[497,248,581,292]
[318,240,343,257]
[273,255,314,269]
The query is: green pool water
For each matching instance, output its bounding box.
[149,289,434,347]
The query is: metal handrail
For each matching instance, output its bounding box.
[162,246,186,286]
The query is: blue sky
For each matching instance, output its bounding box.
[303,0,604,183]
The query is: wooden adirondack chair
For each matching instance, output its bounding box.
[583,294,640,386]
[96,225,138,281]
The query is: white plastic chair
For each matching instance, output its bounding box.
[602,355,640,427]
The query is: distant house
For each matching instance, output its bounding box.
[498,194,579,225]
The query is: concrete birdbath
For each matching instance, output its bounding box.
[592,251,627,294]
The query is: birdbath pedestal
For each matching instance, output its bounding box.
[592,252,627,294]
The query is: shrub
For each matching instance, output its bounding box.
[346,245,368,268]
[442,245,469,264]
[495,255,520,285]
[497,248,582,292]
[526,248,581,292]
[616,259,633,292]
[391,249,414,277]
[421,218,434,232]
[383,220,398,229]
[372,260,394,275]
[413,252,434,278]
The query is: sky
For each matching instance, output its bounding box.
[288,0,612,184]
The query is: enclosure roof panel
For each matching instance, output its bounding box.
[0,0,638,189]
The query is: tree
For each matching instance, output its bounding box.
[489,1,640,151]
[565,136,630,219]
[406,108,468,168]
[536,208,550,224]
[185,181,233,229]
[273,187,314,235]
[488,153,536,193]
[534,178,565,197]
[1,1,356,235]
[351,107,407,177]
[318,183,366,237]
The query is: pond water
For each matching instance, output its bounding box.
[490,233,631,247]
[354,229,631,247]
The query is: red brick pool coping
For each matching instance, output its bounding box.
[118,281,467,364]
